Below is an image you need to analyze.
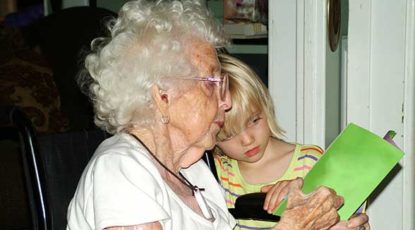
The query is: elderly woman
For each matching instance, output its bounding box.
[67,0,344,229]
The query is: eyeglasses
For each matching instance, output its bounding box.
[179,73,229,101]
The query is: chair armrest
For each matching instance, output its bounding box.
[232,192,280,222]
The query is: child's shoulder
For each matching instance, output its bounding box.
[286,144,324,178]
[296,144,325,157]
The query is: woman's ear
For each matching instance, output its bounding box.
[151,84,169,117]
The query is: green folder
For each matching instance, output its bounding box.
[273,123,404,220]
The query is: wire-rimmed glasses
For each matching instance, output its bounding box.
[179,73,229,101]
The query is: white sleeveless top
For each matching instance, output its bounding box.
[67,133,236,230]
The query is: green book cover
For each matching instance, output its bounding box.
[273,123,404,220]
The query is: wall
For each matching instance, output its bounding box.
[347,0,415,228]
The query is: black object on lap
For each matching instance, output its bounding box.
[231,192,280,221]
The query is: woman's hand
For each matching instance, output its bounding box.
[261,178,302,213]
[329,213,370,230]
[273,179,344,230]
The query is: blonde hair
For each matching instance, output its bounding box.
[216,54,284,142]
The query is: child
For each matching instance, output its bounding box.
[214,54,327,229]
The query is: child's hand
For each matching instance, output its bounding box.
[261,178,304,213]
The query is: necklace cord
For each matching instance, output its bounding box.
[129,134,197,194]
[129,134,214,221]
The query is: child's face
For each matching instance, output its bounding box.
[217,111,272,163]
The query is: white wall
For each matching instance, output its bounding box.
[347,0,415,229]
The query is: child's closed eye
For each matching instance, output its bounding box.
[252,117,261,123]
[247,115,262,127]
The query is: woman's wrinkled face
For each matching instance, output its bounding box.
[169,39,231,165]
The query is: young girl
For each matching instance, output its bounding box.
[214,54,369,230]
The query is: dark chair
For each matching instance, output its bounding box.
[0,106,47,230]
[0,106,109,230]
[36,128,109,229]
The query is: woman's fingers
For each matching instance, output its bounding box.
[289,177,304,190]
[263,183,288,212]
[346,213,369,228]
[277,184,344,230]
[300,190,340,230]
[261,178,304,212]
[328,220,349,230]
[260,184,273,193]
[327,213,370,230]
[317,186,344,210]
[312,208,340,230]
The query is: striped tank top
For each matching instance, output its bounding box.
[214,144,324,230]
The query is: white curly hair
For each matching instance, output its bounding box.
[78,0,228,134]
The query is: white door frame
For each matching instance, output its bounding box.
[269,0,326,147]
[403,1,415,229]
